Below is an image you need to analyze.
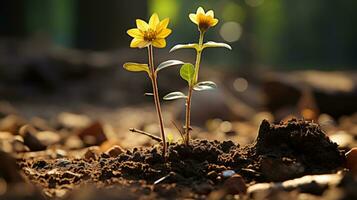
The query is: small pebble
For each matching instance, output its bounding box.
[105,145,124,157]
[19,125,46,151]
[84,146,100,160]
[222,170,236,178]
[207,171,218,180]
[77,121,107,146]
[223,174,247,195]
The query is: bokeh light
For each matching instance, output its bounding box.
[219,21,242,43]
[233,77,248,92]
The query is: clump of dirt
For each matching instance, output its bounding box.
[16,119,346,199]
[251,119,346,181]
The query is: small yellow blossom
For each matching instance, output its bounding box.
[127,13,172,48]
[189,7,219,32]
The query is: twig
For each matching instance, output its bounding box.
[129,128,162,142]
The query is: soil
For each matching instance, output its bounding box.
[14,119,346,199]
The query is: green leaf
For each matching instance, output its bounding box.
[193,81,217,91]
[163,91,187,100]
[123,62,150,73]
[202,41,232,50]
[180,63,195,85]
[170,43,199,52]
[156,60,185,72]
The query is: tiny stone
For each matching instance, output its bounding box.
[222,170,236,178]
[223,174,247,195]
[207,171,218,180]
[84,146,100,160]
[105,145,124,157]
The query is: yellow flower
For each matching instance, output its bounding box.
[189,7,219,32]
[127,13,172,48]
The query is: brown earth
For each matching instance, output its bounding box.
[13,119,346,199]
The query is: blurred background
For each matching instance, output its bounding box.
[0,0,357,148]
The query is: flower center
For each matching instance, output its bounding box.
[144,29,157,41]
[197,14,211,32]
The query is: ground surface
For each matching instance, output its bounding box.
[1,119,353,200]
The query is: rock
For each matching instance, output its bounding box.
[222,170,236,178]
[30,117,54,131]
[248,173,342,196]
[207,171,218,180]
[84,146,100,161]
[0,115,25,133]
[12,136,30,153]
[346,148,357,174]
[77,121,107,146]
[330,131,354,149]
[105,145,124,158]
[57,112,91,130]
[223,174,247,195]
[36,131,61,146]
[19,125,46,151]
[64,135,83,149]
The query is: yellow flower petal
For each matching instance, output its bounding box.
[197,7,205,15]
[157,28,172,38]
[149,13,160,30]
[210,18,219,27]
[127,28,143,38]
[189,13,198,24]
[130,38,148,48]
[157,18,169,32]
[152,39,166,48]
[206,10,214,17]
[136,19,149,31]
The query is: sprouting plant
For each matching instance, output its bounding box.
[123,13,184,157]
[164,7,232,145]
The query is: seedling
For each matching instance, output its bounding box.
[164,7,232,145]
[123,13,184,157]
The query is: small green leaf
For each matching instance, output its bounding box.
[193,81,217,91]
[202,41,232,50]
[144,93,153,96]
[180,63,195,85]
[170,43,199,52]
[156,60,185,72]
[163,91,187,100]
[123,62,150,73]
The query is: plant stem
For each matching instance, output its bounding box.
[194,32,205,83]
[184,31,205,145]
[184,86,193,145]
[147,45,167,157]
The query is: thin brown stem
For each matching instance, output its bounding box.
[129,128,162,142]
[147,45,167,157]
